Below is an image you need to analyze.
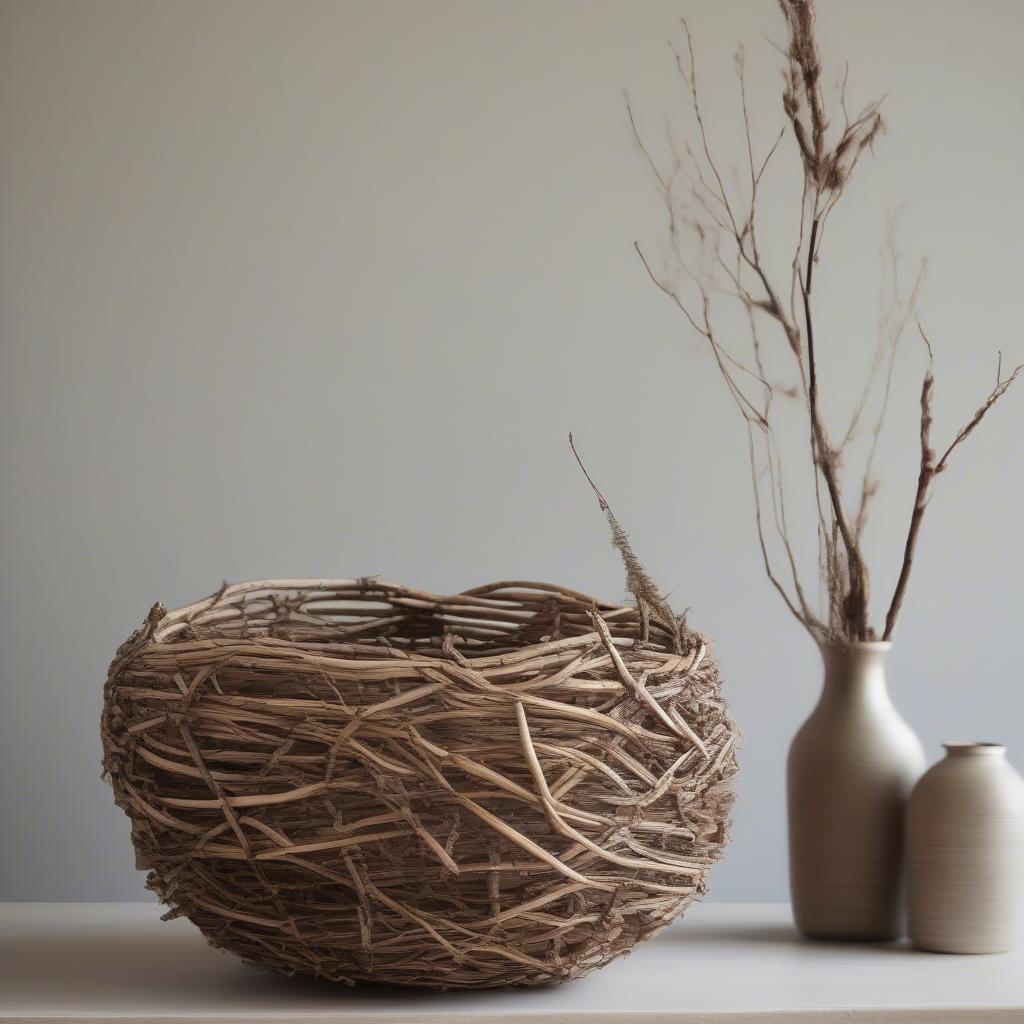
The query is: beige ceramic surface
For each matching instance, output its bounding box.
[787,642,926,941]
[907,742,1024,954]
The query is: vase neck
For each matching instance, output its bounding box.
[943,742,1006,760]
[817,640,892,705]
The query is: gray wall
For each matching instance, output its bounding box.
[2,0,1021,902]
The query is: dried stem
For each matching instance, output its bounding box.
[569,434,690,652]
[882,332,1022,638]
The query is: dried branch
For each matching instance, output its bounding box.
[627,0,1019,645]
[852,230,927,539]
[935,355,1022,474]
[882,334,1021,638]
[569,434,689,652]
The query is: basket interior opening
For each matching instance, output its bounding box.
[169,586,650,658]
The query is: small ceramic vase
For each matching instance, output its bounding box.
[788,641,925,941]
[907,742,1024,954]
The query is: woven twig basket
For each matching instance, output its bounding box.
[101,578,737,988]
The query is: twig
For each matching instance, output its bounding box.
[883,333,1021,638]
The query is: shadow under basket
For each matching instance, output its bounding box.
[101,578,737,988]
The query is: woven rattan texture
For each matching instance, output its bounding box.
[101,579,737,988]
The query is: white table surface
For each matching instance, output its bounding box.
[1,901,1021,1023]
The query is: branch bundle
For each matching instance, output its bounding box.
[630,0,1019,643]
[101,577,736,988]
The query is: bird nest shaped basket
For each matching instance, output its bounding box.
[101,578,737,989]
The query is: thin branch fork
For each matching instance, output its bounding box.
[883,334,1021,639]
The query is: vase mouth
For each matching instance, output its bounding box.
[817,638,893,654]
[943,741,1005,756]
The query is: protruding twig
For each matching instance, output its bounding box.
[569,434,686,651]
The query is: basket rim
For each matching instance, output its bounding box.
[147,577,658,654]
[157,577,627,629]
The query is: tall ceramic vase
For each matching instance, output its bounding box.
[907,743,1024,953]
[787,641,925,941]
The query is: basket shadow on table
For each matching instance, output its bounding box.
[0,920,916,1008]
[0,928,570,1007]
